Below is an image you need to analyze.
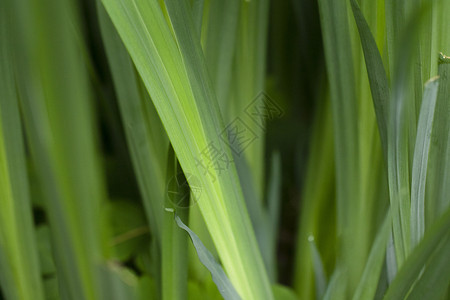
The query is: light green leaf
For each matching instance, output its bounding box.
[410,77,439,249]
[272,284,299,300]
[293,98,335,300]
[386,6,429,266]
[100,0,272,298]
[11,0,106,297]
[97,1,168,246]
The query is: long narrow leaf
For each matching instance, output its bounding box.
[410,77,439,249]
[405,235,450,300]
[162,148,189,300]
[293,98,335,299]
[309,236,327,300]
[100,0,273,298]
[10,0,106,297]
[0,4,44,299]
[97,1,168,261]
[266,152,282,282]
[317,0,361,292]
[386,7,429,266]
[350,0,389,160]
[203,0,240,115]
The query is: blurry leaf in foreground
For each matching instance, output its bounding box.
[0,3,44,299]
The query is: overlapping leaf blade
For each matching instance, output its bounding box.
[350,0,389,159]
[174,214,241,300]
[0,4,44,299]
[410,78,439,249]
[10,0,106,298]
[98,2,168,244]
[100,0,272,298]
[317,0,361,293]
[352,213,391,300]
[384,206,450,300]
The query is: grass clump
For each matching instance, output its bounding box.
[0,0,449,299]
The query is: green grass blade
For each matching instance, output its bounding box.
[318,0,358,231]
[100,0,272,298]
[352,212,391,300]
[383,206,450,300]
[231,0,270,197]
[410,77,439,249]
[350,0,389,159]
[272,285,299,300]
[97,0,167,246]
[0,5,44,299]
[308,236,327,300]
[202,0,240,114]
[173,213,241,300]
[162,148,189,300]
[266,152,282,282]
[317,0,361,292]
[386,231,398,283]
[11,0,106,297]
[232,151,270,278]
[293,98,335,300]
[230,145,281,282]
[323,269,347,300]
[385,7,429,266]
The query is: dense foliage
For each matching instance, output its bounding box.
[0,0,449,299]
